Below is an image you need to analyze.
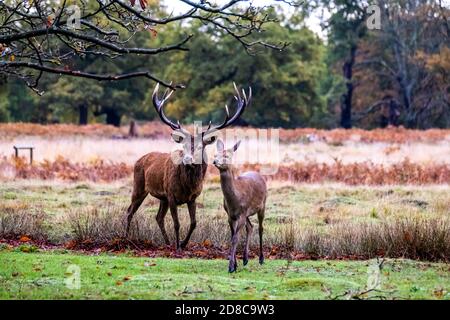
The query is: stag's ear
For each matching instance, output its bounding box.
[171,131,185,143]
[231,140,241,152]
[216,139,224,152]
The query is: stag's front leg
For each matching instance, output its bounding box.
[181,200,197,249]
[169,201,181,251]
[228,215,245,273]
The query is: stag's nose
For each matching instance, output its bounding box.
[182,154,193,165]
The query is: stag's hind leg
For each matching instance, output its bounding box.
[125,190,148,237]
[243,217,253,266]
[126,164,148,237]
[156,199,170,245]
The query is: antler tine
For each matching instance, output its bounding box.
[201,83,251,135]
[233,82,241,99]
[151,83,179,130]
[242,88,247,102]
[177,120,190,135]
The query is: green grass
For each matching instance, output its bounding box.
[0,250,449,300]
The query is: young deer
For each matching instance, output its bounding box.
[213,139,267,272]
[126,83,251,251]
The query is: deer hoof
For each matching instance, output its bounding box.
[228,260,238,273]
[180,241,188,249]
[243,257,249,266]
[228,266,237,273]
[259,256,264,265]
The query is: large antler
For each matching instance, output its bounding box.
[205,82,252,133]
[152,83,180,130]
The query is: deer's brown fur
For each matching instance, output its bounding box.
[126,151,207,249]
[213,140,267,272]
[125,83,251,251]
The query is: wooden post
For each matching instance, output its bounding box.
[13,146,34,165]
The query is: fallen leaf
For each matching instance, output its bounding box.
[19,236,31,242]
[144,262,156,267]
[202,239,212,247]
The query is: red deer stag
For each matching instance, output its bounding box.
[213,139,267,272]
[126,83,252,250]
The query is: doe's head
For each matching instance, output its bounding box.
[213,139,241,171]
[151,83,251,166]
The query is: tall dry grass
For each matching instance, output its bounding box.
[1,204,448,261]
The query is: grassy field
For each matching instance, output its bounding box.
[0,250,449,300]
[0,125,449,300]
[1,180,449,260]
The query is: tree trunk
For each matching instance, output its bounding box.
[128,120,139,137]
[105,108,121,127]
[340,45,357,129]
[78,104,88,125]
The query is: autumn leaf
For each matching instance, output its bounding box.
[130,0,147,9]
[19,235,31,242]
[202,239,212,248]
[9,55,15,62]
[116,280,123,286]
[144,25,158,38]
[139,0,148,9]
[123,276,132,281]
[46,16,54,27]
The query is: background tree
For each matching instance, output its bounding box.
[145,8,327,128]
[320,0,368,129]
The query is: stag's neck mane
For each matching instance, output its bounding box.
[178,162,208,187]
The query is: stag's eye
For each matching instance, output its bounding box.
[171,132,185,144]
[202,133,217,145]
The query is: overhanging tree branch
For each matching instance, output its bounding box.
[0,0,294,92]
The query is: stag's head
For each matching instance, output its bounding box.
[152,83,251,166]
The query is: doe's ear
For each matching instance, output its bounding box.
[171,131,185,144]
[232,140,241,152]
[216,139,224,152]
